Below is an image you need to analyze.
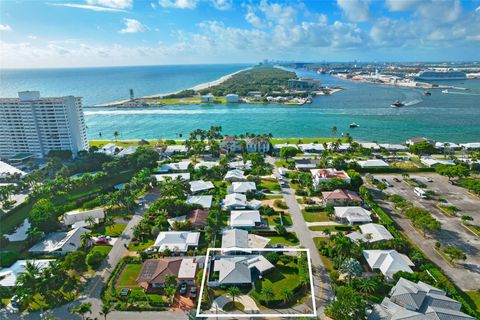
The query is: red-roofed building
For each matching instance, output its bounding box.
[220,136,241,153]
[187,209,208,227]
[311,168,351,190]
[321,189,362,206]
[137,258,182,291]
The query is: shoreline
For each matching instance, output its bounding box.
[93,66,253,107]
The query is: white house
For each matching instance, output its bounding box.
[273,143,299,155]
[194,161,219,170]
[221,229,270,249]
[228,160,252,170]
[164,145,187,155]
[153,231,200,253]
[209,255,274,286]
[154,172,191,182]
[63,207,105,227]
[460,142,480,150]
[298,143,325,153]
[157,161,191,173]
[223,193,247,209]
[420,156,455,167]
[406,137,434,146]
[435,142,460,150]
[114,146,138,157]
[347,223,393,243]
[246,137,270,153]
[29,227,91,255]
[0,259,55,287]
[226,94,239,103]
[359,142,381,150]
[334,206,372,225]
[224,169,247,182]
[363,250,414,280]
[378,144,408,151]
[228,181,256,194]
[98,143,122,156]
[200,94,214,103]
[357,159,389,168]
[229,210,262,229]
[189,180,215,193]
[221,136,241,153]
[311,168,351,190]
[186,195,213,209]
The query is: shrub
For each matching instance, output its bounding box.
[86,250,105,269]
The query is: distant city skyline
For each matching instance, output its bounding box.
[1,0,480,68]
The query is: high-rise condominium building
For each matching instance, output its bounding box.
[0,91,88,159]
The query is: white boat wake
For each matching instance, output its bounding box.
[403,99,423,106]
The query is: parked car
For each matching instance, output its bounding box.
[393,177,401,183]
[424,177,433,182]
[180,283,187,295]
[189,286,197,299]
[95,238,109,245]
[144,248,156,255]
[448,180,457,185]
[261,189,271,194]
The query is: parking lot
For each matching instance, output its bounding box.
[372,172,480,291]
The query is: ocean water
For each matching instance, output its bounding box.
[2,65,480,143]
[0,64,251,105]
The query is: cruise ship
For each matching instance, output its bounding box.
[415,69,467,81]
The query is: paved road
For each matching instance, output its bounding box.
[266,156,332,317]
[370,184,480,291]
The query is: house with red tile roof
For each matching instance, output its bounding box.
[321,189,362,206]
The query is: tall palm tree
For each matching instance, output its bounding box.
[227,286,241,306]
[113,131,120,141]
[357,277,377,297]
[85,216,96,229]
[331,126,337,136]
[80,233,93,249]
[280,287,293,304]
[71,302,92,320]
[100,301,112,320]
[261,286,274,306]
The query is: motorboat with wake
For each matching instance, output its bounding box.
[423,90,431,96]
[442,89,449,94]
[349,122,359,128]
[390,100,405,108]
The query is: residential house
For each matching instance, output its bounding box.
[226,94,239,103]
[347,223,394,243]
[229,210,262,230]
[137,257,198,290]
[228,160,252,170]
[189,180,215,193]
[378,144,408,152]
[420,156,455,167]
[298,143,325,154]
[334,206,372,225]
[186,195,213,209]
[63,207,105,228]
[0,260,55,287]
[327,142,351,152]
[187,209,209,227]
[246,137,270,153]
[221,229,270,249]
[228,181,256,194]
[153,231,200,253]
[164,145,187,156]
[29,227,91,255]
[273,143,298,156]
[363,250,414,280]
[200,94,214,103]
[359,142,381,150]
[224,169,247,182]
[114,146,138,157]
[220,136,241,153]
[435,142,460,150]
[406,137,434,146]
[194,161,219,170]
[368,278,474,320]
[208,255,274,287]
[294,158,317,171]
[321,189,362,206]
[223,193,248,210]
[311,168,351,190]
[157,161,191,173]
[460,142,480,150]
[98,143,122,156]
[357,160,390,168]
[154,172,191,182]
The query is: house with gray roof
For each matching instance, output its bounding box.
[368,277,474,320]
[221,229,270,250]
[208,255,274,287]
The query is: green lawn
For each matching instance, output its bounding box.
[267,232,299,246]
[254,263,301,300]
[271,138,344,145]
[128,239,154,251]
[90,245,112,256]
[92,223,127,236]
[302,210,330,222]
[223,301,245,311]
[258,178,281,192]
[116,264,142,288]
[265,194,283,199]
[464,291,480,313]
[308,225,353,232]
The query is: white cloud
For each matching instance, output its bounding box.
[85,0,132,9]
[385,0,421,11]
[51,3,126,12]
[337,0,371,22]
[0,24,12,32]
[211,0,231,11]
[28,35,38,39]
[119,18,146,33]
[258,0,296,26]
[158,0,197,9]
[245,10,263,28]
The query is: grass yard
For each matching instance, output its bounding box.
[464,291,480,313]
[267,232,299,246]
[92,223,127,236]
[91,245,112,256]
[254,263,301,300]
[223,301,245,311]
[258,178,281,192]
[271,137,343,145]
[308,225,353,232]
[128,239,154,251]
[302,210,330,222]
[116,264,142,288]
[265,194,283,199]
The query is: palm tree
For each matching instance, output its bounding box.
[357,277,377,297]
[71,302,91,320]
[85,216,96,229]
[100,301,112,320]
[227,286,241,306]
[331,126,337,136]
[280,287,293,304]
[113,131,120,141]
[261,286,274,306]
[80,233,93,249]
[165,286,177,306]
[27,226,42,245]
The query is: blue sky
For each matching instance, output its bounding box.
[1,0,479,68]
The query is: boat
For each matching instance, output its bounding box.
[349,122,359,128]
[423,90,431,96]
[390,100,405,108]
[415,69,467,81]
[442,89,449,94]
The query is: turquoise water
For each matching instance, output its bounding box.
[2,65,479,143]
[0,64,250,105]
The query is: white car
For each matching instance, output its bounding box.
[424,177,433,183]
